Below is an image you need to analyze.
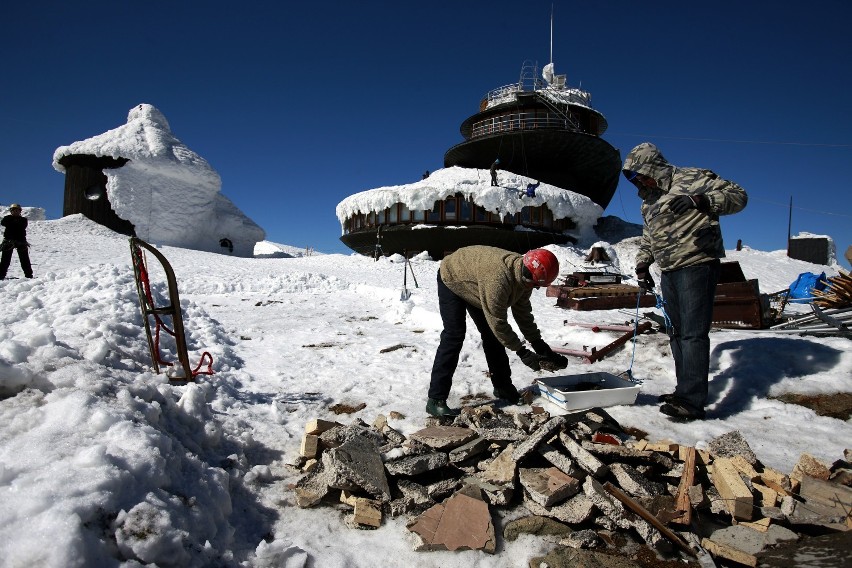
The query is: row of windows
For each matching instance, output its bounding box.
[469,108,599,138]
[342,196,575,234]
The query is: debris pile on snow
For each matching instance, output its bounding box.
[292,404,852,565]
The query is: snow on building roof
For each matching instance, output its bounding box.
[52,104,265,257]
[335,166,603,242]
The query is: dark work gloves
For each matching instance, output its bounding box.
[517,348,542,371]
[530,339,569,371]
[669,194,709,214]
[530,338,554,356]
[635,262,655,293]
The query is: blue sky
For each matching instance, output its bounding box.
[3,1,850,269]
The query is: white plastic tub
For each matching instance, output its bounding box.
[534,372,640,412]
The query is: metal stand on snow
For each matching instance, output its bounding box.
[400,249,419,301]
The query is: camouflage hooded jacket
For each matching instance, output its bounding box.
[439,245,541,352]
[622,142,748,272]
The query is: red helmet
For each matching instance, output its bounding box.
[522,249,559,287]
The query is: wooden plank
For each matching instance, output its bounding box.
[710,458,753,521]
[671,446,696,526]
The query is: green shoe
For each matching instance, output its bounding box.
[493,386,524,405]
[426,398,460,417]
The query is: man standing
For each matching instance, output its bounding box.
[623,143,747,421]
[490,159,500,186]
[426,246,568,417]
[0,204,33,280]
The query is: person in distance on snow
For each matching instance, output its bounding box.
[426,245,568,417]
[0,203,33,280]
[490,159,500,186]
[622,142,747,422]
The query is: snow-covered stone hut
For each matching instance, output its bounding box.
[53,104,265,257]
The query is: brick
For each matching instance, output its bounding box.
[300,434,319,458]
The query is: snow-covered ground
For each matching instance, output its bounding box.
[0,214,849,567]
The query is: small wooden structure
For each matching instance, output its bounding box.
[58,154,135,235]
[712,262,765,329]
[547,272,655,311]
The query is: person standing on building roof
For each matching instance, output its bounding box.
[623,142,747,422]
[490,159,500,186]
[426,245,568,417]
[0,204,33,280]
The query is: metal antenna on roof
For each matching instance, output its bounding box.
[550,3,554,67]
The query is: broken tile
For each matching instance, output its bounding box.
[407,490,496,553]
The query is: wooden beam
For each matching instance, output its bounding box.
[671,446,696,526]
[710,458,753,521]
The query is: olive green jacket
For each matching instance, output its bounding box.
[439,245,541,352]
[623,142,748,272]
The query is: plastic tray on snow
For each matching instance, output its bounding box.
[534,372,640,412]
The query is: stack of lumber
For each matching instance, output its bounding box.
[813,270,852,309]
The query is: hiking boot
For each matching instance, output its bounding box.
[658,392,677,404]
[660,402,705,422]
[493,386,524,405]
[426,398,459,418]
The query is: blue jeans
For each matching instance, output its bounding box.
[428,271,514,400]
[660,259,720,412]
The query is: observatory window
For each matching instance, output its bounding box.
[444,198,457,221]
[413,209,425,222]
[389,204,399,223]
[84,184,105,201]
[521,206,531,224]
[400,204,411,223]
[367,212,375,227]
[531,206,541,224]
[459,198,471,221]
[427,202,441,223]
[543,207,553,228]
[475,206,488,222]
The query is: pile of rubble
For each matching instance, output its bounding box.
[291,403,852,567]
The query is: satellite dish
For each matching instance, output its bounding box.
[84,185,105,201]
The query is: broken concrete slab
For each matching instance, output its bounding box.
[408,425,478,450]
[559,432,609,477]
[322,433,391,501]
[537,442,583,478]
[790,453,832,490]
[293,467,333,508]
[528,546,644,568]
[512,415,567,462]
[463,476,513,506]
[701,524,798,567]
[407,489,496,553]
[448,435,491,463]
[384,451,448,477]
[518,467,581,507]
[755,529,852,568]
[502,515,572,542]
[708,430,758,465]
[480,443,517,486]
[522,491,596,525]
[582,478,664,547]
[609,463,666,498]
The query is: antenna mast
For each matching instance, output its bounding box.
[550,4,554,65]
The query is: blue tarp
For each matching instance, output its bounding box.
[787,271,827,303]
